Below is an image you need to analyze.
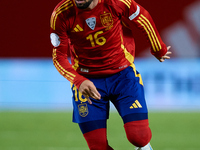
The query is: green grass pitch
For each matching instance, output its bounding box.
[0,111,200,150]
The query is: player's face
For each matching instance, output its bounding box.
[75,0,93,9]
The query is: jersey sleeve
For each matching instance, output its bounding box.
[50,10,87,89]
[116,0,167,58]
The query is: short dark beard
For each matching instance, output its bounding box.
[75,0,93,9]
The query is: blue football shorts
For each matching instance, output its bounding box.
[71,65,148,124]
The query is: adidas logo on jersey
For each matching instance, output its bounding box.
[72,24,83,32]
[130,100,142,109]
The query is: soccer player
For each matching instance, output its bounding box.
[50,0,171,150]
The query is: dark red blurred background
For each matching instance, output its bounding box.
[0,0,198,57]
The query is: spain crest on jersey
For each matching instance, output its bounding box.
[78,103,89,117]
[100,13,113,28]
[86,17,96,30]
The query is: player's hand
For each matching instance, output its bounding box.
[156,46,172,62]
[79,80,101,104]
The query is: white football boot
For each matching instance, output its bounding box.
[135,143,153,150]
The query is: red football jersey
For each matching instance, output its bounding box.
[50,0,167,88]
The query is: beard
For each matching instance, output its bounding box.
[75,0,93,9]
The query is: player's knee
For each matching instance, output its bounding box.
[124,119,152,147]
[126,126,152,147]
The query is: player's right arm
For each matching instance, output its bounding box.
[50,5,87,90]
[50,4,101,102]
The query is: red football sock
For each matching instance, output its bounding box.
[83,128,114,150]
[124,119,152,147]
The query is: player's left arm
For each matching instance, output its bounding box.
[116,0,172,60]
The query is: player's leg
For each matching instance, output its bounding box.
[71,78,113,150]
[109,66,153,149]
[79,120,114,150]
